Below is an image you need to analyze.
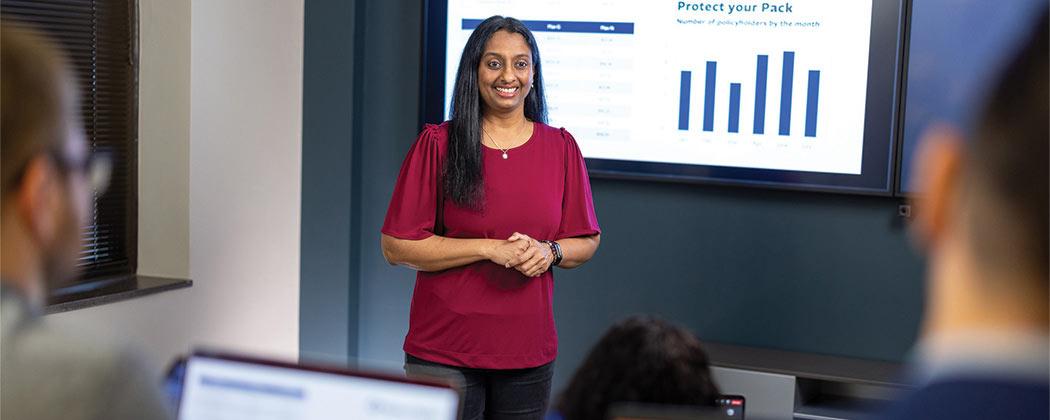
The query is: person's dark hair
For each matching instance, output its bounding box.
[964,9,1048,281]
[445,16,547,209]
[555,315,721,420]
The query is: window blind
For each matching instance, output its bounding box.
[2,0,137,282]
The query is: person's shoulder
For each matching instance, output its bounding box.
[533,122,579,146]
[423,120,450,132]
[533,121,566,137]
[881,376,1049,420]
[412,121,451,153]
[2,318,165,417]
[533,123,586,161]
[5,317,134,379]
[420,121,451,141]
[4,311,120,363]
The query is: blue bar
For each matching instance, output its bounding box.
[779,51,795,136]
[805,70,820,137]
[754,55,768,134]
[462,19,634,34]
[728,83,741,133]
[678,71,691,130]
[201,376,304,399]
[703,61,717,132]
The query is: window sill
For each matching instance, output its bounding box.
[45,275,193,315]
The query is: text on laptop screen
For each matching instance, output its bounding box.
[178,355,459,420]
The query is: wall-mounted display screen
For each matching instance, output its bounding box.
[422,0,908,194]
[897,0,1046,194]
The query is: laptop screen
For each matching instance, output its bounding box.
[178,353,460,420]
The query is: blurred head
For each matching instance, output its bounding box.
[1,23,100,296]
[910,11,1048,330]
[555,315,721,420]
[446,16,547,209]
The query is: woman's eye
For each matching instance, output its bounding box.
[487,61,501,69]
[516,61,529,69]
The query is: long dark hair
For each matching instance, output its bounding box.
[446,16,547,209]
[555,315,721,420]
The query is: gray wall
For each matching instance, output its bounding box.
[301,0,926,391]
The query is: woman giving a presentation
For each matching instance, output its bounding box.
[380,15,601,420]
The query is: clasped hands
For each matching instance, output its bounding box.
[487,232,553,278]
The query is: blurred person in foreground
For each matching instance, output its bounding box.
[548,315,721,420]
[883,9,1048,420]
[0,23,172,420]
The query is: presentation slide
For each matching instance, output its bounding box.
[444,0,874,175]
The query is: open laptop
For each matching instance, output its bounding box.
[177,352,460,420]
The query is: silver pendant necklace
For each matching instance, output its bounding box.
[482,128,510,159]
[482,121,527,160]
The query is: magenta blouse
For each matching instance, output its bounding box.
[381,121,600,369]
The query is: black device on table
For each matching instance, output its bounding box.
[609,395,747,420]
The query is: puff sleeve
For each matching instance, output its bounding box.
[381,124,445,240]
[556,128,601,239]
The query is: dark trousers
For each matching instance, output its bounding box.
[404,354,554,420]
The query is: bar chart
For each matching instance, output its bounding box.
[678,52,821,138]
[660,24,868,176]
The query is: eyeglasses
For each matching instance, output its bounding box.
[49,149,113,196]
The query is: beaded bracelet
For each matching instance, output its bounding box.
[542,240,563,268]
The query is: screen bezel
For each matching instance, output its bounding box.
[420,0,910,196]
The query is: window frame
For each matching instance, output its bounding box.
[1,0,141,305]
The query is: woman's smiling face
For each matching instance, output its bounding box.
[477,30,534,115]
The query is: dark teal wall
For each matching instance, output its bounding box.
[554,181,925,385]
[354,0,427,367]
[300,0,926,390]
[299,0,359,364]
